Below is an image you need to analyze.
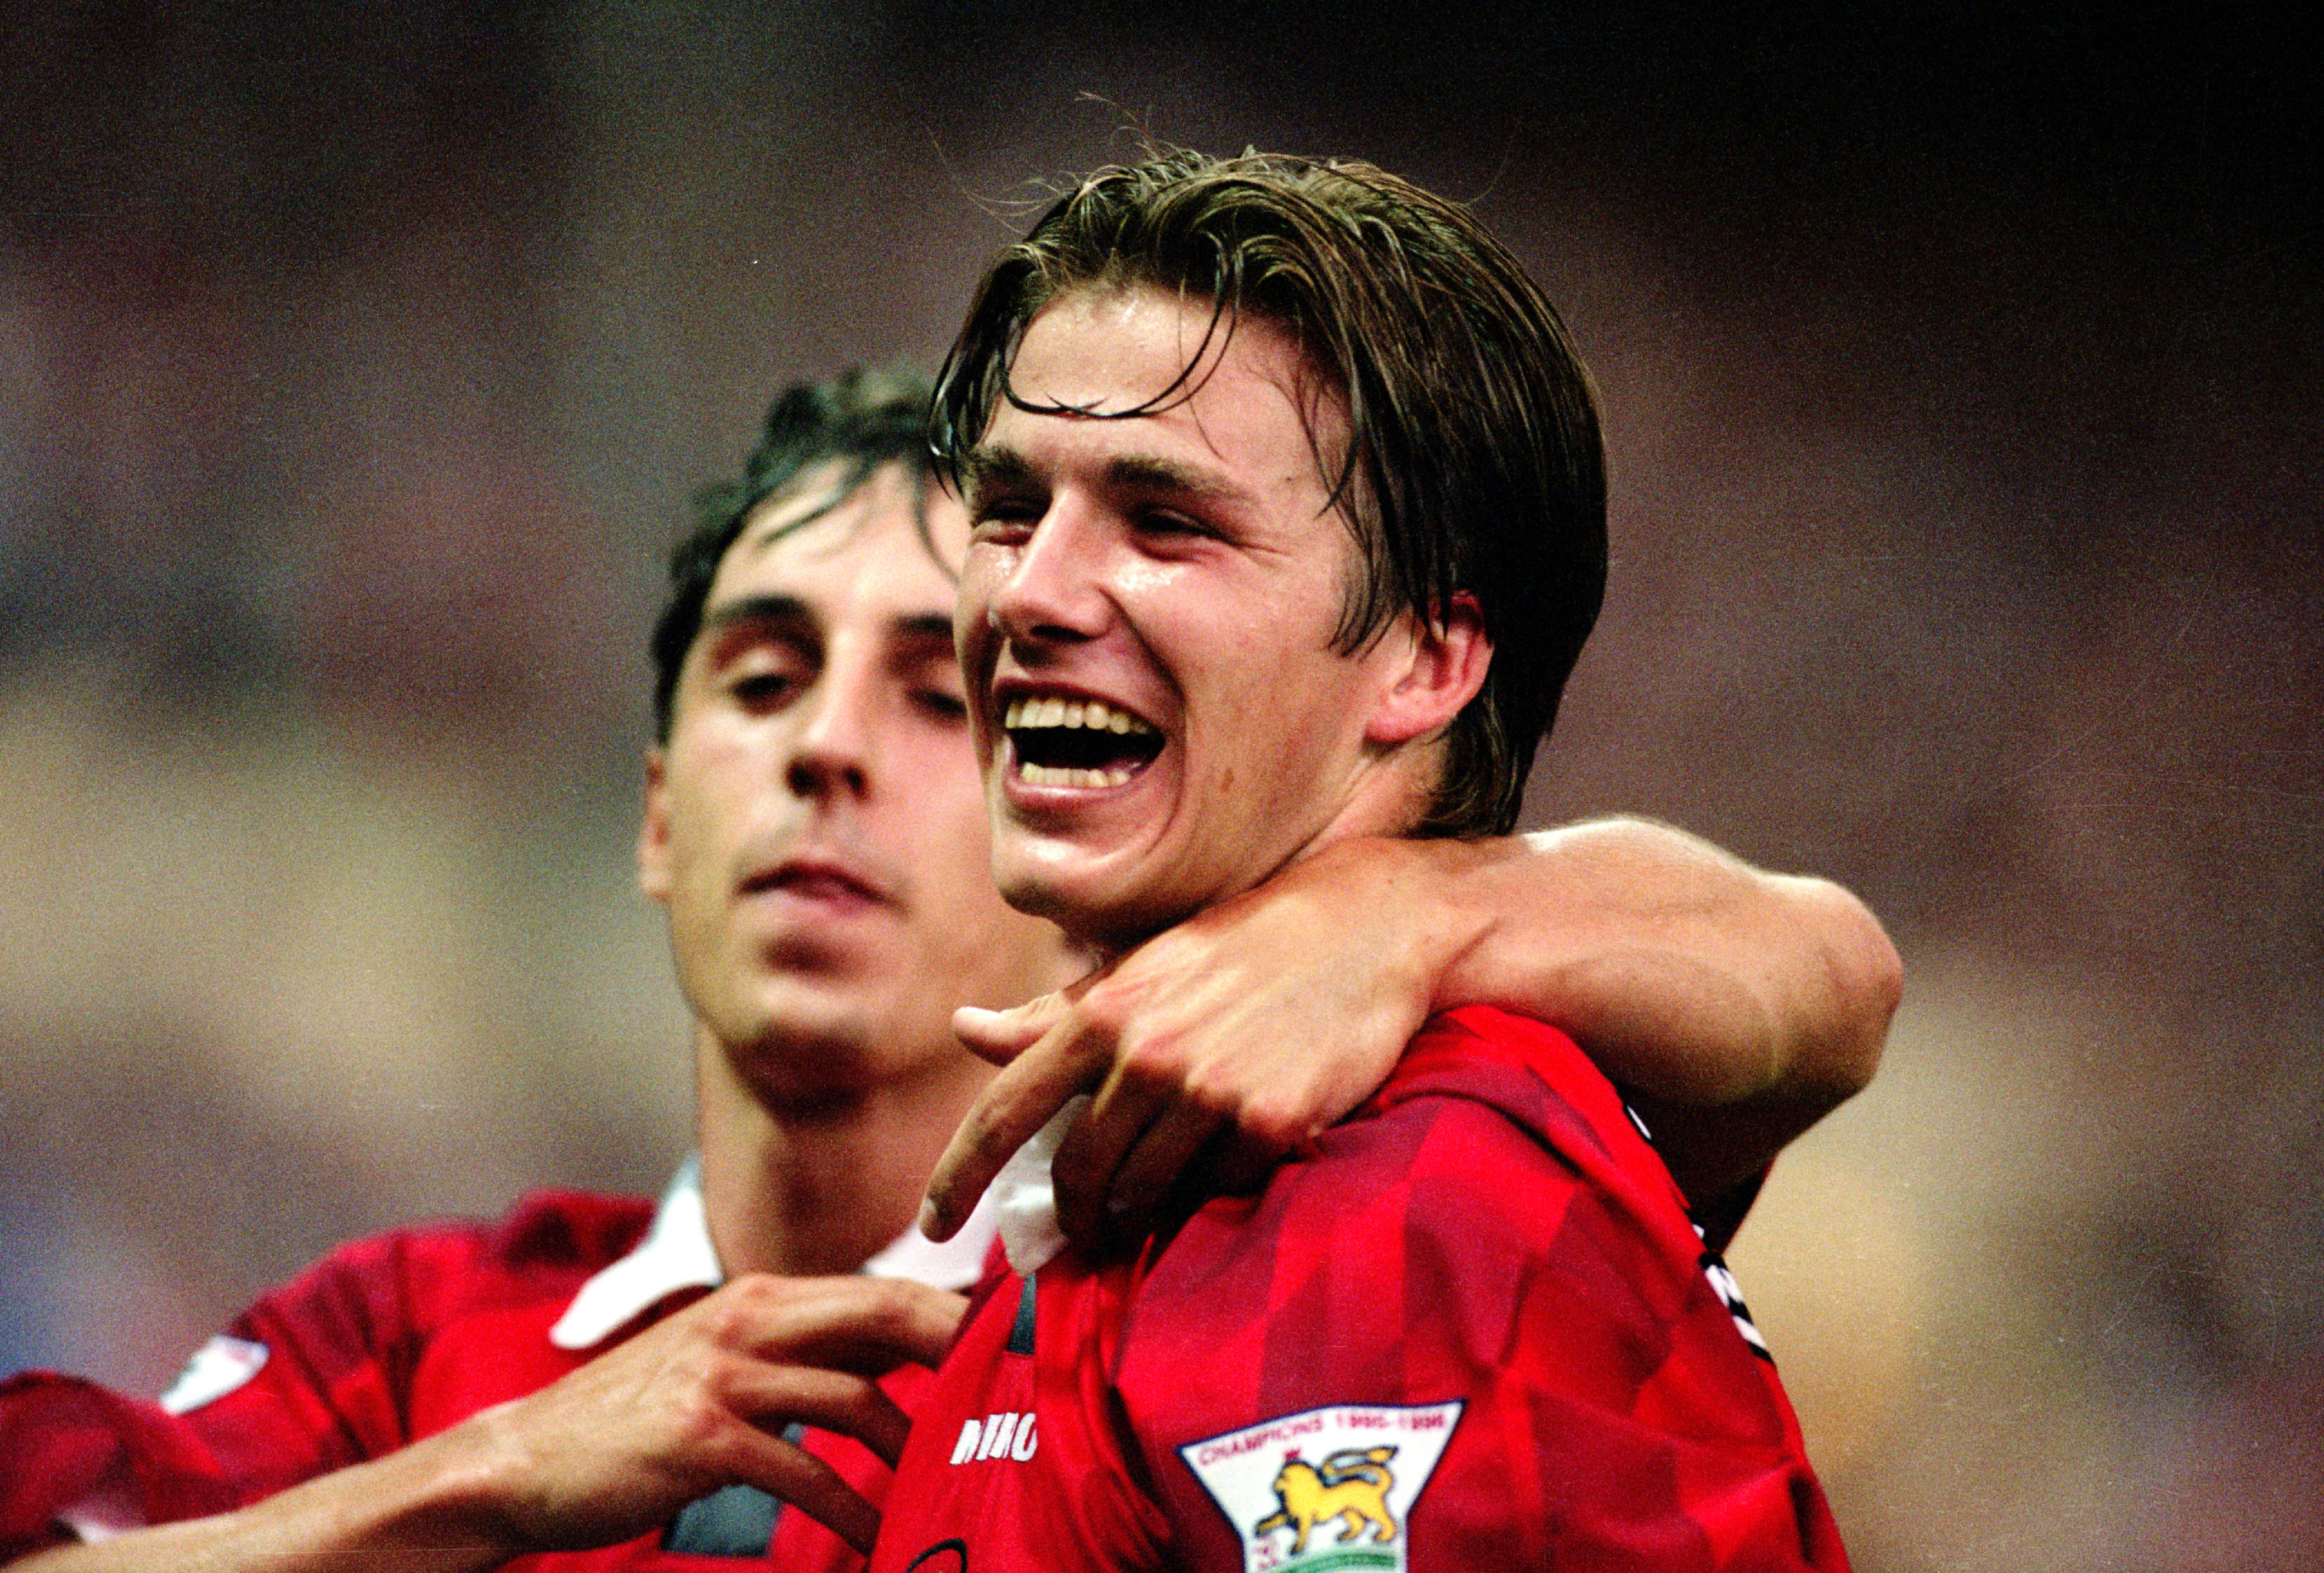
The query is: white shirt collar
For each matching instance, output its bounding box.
[549,1154,1002,1350]
[988,1096,1086,1276]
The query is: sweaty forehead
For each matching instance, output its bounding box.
[994,287,1353,495]
[1016,287,1310,402]
[722,465,969,595]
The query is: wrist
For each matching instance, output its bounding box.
[1395,834,1520,1018]
[328,1414,540,1566]
[1303,835,1484,1016]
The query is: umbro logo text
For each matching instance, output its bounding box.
[948,1410,1039,1464]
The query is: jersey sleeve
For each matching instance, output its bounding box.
[0,1227,452,1554]
[0,1371,237,1558]
[1117,1007,1847,1572]
[176,1228,448,1493]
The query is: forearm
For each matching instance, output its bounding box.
[8,1428,521,1573]
[921,816,1899,1248]
[1406,818,1901,1195]
[1429,820,1897,1095]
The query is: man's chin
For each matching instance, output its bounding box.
[716,1002,929,1110]
[993,863,1190,959]
[717,965,892,1053]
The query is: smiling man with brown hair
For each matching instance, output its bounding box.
[870,151,1856,1571]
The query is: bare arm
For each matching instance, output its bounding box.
[7,1275,962,1570]
[1410,818,1899,1222]
[920,816,1900,1251]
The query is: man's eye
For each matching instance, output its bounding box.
[731,672,800,708]
[1137,509,1214,539]
[915,689,969,722]
[969,497,1041,541]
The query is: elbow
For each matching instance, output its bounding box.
[1797,876,1902,1102]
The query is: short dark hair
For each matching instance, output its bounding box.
[651,367,936,742]
[933,149,1605,837]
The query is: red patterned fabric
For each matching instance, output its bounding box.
[869,1006,1848,1572]
[1,1190,887,1570]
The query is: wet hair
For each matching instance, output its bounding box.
[650,367,936,742]
[933,149,1606,837]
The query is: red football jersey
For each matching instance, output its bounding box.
[0,1186,896,1571]
[869,1006,1848,1572]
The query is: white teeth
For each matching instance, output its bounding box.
[1015,762,1136,789]
[1000,696,1157,735]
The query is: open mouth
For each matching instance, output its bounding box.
[1004,695,1163,788]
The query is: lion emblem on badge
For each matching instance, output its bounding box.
[1252,1446,1399,1555]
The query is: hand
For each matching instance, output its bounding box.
[920,842,1447,1253]
[448,1273,962,1556]
[917,819,1899,1258]
[0,1275,965,1573]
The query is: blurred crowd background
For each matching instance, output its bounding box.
[1,4,2316,1566]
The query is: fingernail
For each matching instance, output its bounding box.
[918,1198,947,1239]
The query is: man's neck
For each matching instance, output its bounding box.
[1082,783,1438,966]
[692,1031,995,1280]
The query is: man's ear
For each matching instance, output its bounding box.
[637,748,672,902]
[1363,591,1490,747]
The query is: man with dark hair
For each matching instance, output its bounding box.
[3,353,1888,1570]
[872,151,1852,1570]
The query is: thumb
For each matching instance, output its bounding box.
[952,993,1069,1066]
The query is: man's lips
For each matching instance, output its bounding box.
[739,855,894,907]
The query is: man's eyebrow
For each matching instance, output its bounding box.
[700,593,811,636]
[1102,454,1245,505]
[702,596,952,652]
[962,445,1035,502]
[891,612,957,647]
[964,444,1246,506]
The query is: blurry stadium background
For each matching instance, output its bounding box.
[2,5,2317,1565]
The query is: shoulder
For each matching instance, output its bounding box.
[0,1367,243,1554]
[487,1188,657,1276]
[233,1189,653,1348]
[1127,1006,1718,1387]
[1380,1004,1643,1152]
[1317,1005,1685,1228]
[1114,1013,1832,1569]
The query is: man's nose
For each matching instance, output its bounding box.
[985,506,1112,648]
[784,664,875,801]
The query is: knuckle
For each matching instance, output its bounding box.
[1174,1059,1247,1115]
[729,1271,792,1305]
[1227,1090,1306,1151]
[701,1275,782,1339]
[1119,1030,1195,1083]
[698,1301,752,1347]
[668,1381,734,1447]
[1073,989,1133,1042]
[857,1277,911,1320]
[854,1277,923,1333]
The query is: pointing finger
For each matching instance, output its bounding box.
[921,1031,1107,1241]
